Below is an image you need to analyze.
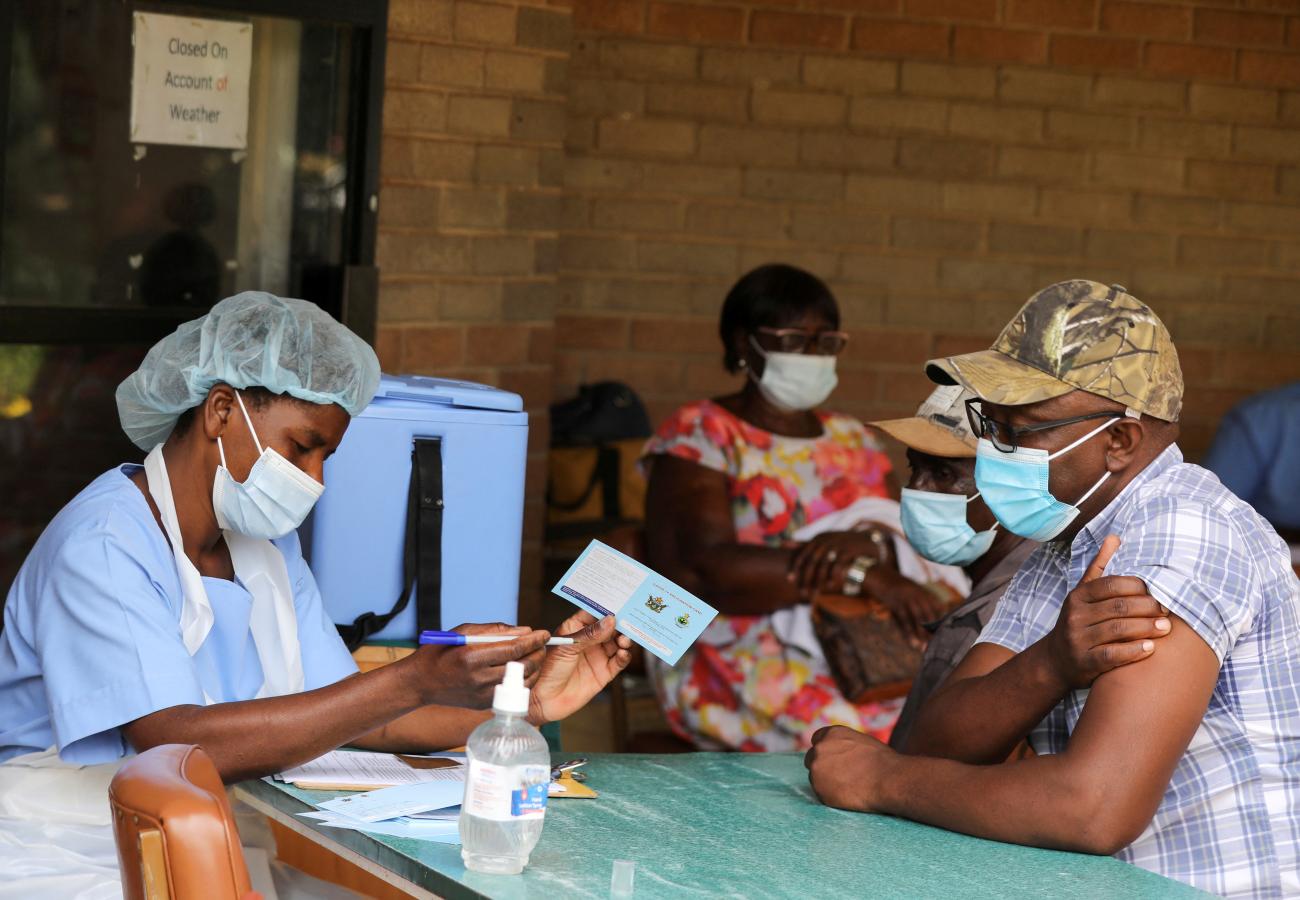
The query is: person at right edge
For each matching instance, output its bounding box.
[804,280,1300,898]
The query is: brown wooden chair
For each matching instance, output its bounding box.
[109,744,260,900]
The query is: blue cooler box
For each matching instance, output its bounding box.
[307,374,529,640]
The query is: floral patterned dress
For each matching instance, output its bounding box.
[642,399,903,751]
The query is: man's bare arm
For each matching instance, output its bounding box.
[902,640,1064,763]
[904,536,1170,763]
[810,618,1219,853]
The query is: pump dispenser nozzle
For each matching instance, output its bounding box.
[493,660,531,714]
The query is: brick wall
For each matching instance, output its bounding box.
[557,0,1300,465]
[376,0,573,624]
[375,0,1300,618]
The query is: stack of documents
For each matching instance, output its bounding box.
[299,780,466,844]
[276,749,465,790]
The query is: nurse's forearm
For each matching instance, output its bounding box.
[123,661,429,782]
[349,705,492,753]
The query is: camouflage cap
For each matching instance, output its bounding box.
[872,385,978,458]
[925,280,1183,422]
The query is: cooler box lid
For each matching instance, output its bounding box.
[372,373,524,413]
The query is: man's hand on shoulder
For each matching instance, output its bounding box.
[1045,535,1172,691]
[804,725,895,814]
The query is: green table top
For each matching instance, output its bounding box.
[240,752,1203,899]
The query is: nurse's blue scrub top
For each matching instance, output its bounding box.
[0,464,358,764]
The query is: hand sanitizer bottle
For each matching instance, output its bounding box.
[460,661,551,874]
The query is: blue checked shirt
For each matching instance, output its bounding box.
[976,445,1300,899]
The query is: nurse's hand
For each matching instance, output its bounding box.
[527,613,633,725]
[410,623,550,709]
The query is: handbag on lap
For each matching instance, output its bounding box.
[811,582,963,705]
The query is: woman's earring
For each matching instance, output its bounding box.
[737,358,747,369]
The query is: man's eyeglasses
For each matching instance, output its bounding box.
[755,327,850,356]
[965,397,1118,454]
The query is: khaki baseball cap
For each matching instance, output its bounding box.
[872,385,978,458]
[925,280,1183,422]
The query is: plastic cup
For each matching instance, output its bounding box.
[611,859,635,897]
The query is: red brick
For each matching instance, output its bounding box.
[843,328,932,365]
[815,0,898,9]
[466,324,531,366]
[1290,18,1300,48]
[1005,0,1096,29]
[574,0,644,33]
[1050,34,1141,70]
[751,11,847,50]
[404,325,466,370]
[852,19,950,58]
[1144,43,1234,80]
[528,326,554,366]
[932,332,991,357]
[630,318,717,354]
[904,0,997,20]
[953,27,1047,64]
[555,314,629,350]
[1100,2,1191,40]
[1240,50,1300,87]
[647,2,744,43]
[1194,9,1286,46]
[375,326,402,371]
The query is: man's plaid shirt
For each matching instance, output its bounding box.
[977,444,1300,898]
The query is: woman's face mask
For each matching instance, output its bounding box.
[974,417,1119,542]
[900,487,998,567]
[212,392,325,539]
[748,335,838,412]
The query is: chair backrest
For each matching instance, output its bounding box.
[108,744,259,900]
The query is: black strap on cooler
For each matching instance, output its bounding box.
[337,438,444,650]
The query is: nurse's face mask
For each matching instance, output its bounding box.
[212,391,325,539]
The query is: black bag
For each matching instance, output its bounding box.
[547,383,652,533]
[550,382,651,447]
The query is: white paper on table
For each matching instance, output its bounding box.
[298,811,461,843]
[276,749,465,788]
[408,805,460,820]
[317,780,465,823]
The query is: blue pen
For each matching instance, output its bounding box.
[419,630,575,647]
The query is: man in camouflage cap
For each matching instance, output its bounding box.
[808,280,1300,897]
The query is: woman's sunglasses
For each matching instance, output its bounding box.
[754,327,850,356]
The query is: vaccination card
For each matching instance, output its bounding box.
[551,540,717,666]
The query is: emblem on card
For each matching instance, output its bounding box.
[675,612,691,628]
[645,594,667,613]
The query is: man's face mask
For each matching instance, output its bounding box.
[748,336,838,412]
[212,392,324,539]
[974,416,1121,542]
[900,487,998,567]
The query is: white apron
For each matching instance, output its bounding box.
[0,447,317,899]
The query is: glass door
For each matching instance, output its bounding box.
[0,0,386,598]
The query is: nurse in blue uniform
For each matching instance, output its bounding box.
[0,292,631,898]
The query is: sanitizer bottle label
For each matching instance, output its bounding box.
[465,762,550,821]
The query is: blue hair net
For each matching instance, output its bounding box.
[116,291,382,450]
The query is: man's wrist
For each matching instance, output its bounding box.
[870,747,907,815]
[1027,638,1070,698]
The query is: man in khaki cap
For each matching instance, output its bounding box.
[807,280,1300,898]
[871,386,1037,750]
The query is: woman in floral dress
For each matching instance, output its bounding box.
[642,264,947,751]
